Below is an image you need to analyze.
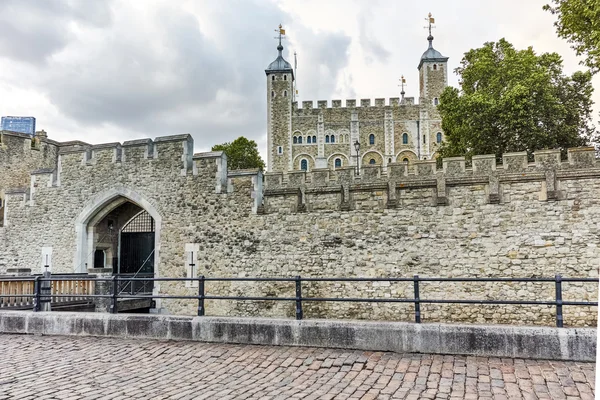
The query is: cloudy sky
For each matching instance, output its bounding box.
[0,0,597,161]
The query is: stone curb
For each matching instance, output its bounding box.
[0,311,595,362]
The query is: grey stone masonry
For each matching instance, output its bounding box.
[0,132,598,327]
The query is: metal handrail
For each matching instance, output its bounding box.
[0,274,596,327]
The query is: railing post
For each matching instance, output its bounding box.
[33,276,41,312]
[555,274,563,328]
[197,275,205,316]
[413,274,421,323]
[295,276,303,320]
[110,276,118,314]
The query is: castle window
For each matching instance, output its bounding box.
[423,135,426,144]
[436,132,442,143]
[284,90,288,97]
[331,135,335,143]
[272,76,275,81]
[325,135,330,143]
[298,136,303,144]
[284,75,287,81]
[312,135,316,143]
[402,133,408,144]
[271,91,274,98]
[433,64,437,70]
[434,98,439,106]
[293,136,297,144]
[300,159,308,171]
[369,159,376,165]
[334,158,342,168]
[388,158,392,163]
[403,158,409,163]
[307,136,312,144]
[369,134,375,145]
[94,249,106,268]
[278,146,283,155]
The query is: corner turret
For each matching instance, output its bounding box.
[265,25,294,173]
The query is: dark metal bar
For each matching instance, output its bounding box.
[555,274,563,328]
[33,276,41,312]
[198,276,205,317]
[110,276,118,314]
[413,274,421,323]
[295,276,303,320]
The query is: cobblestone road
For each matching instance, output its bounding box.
[0,334,595,400]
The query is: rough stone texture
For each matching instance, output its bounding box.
[1,334,595,400]
[0,311,595,361]
[0,131,598,326]
[270,42,447,173]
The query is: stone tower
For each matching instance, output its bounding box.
[418,16,448,159]
[265,27,294,172]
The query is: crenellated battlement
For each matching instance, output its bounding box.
[292,97,418,112]
[263,147,599,213]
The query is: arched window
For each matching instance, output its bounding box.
[403,158,409,163]
[388,158,392,163]
[369,159,376,165]
[284,75,287,81]
[272,76,275,81]
[369,134,375,145]
[298,136,303,144]
[433,64,437,70]
[293,136,297,144]
[300,159,308,171]
[284,90,288,97]
[325,135,330,143]
[94,249,106,268]
[436,132,442,143]
[331,135,335,143]
[434,98,439,106]
[312,135,316,143]
[402,133,408,144]
[307,136,312,144]
[334,158,342,168]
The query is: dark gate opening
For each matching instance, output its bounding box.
[118,211,155,296]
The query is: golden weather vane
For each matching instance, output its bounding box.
[398,75,406,99]
[425,12,435,36]
[274,23,286,46]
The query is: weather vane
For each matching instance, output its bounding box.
[398,75,406,99]
[274,24,286,46]
[424,12,435,37]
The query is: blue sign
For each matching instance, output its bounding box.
[1,116,36,135]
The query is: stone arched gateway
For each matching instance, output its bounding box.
[74,187,162,276]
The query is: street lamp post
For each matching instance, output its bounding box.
[354,140,360,175]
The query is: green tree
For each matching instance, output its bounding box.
[212,136,265,170]
[544,0,600,74]
[437,39,597,160]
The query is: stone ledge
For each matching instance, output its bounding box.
[0,311,595,362]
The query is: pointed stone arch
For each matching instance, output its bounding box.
[74,186,162,276]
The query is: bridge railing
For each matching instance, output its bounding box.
[0,275,597,327]
[0,274,94,309]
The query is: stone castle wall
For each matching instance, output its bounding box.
[0,131,59,199]
[0,134,598,327]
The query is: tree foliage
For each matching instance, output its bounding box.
[544,0,600,74]
[212,136,265,170]
[437,39,597,160]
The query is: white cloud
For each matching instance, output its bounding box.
[0,0,596,160]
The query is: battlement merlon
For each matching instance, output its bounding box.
[56,134,194,172]
[263,147,598,209]
[291,98,422,112]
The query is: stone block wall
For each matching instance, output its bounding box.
[0,135,598,327]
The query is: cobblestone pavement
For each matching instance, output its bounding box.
[0,334,595,400]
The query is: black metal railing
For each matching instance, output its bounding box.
[0,274,597,327]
